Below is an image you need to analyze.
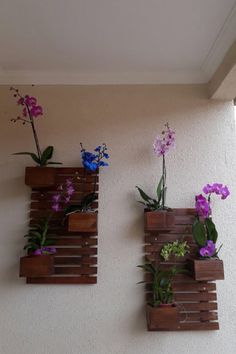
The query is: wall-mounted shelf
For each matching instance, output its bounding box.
[144,208,219,331]
[26,167,98,284]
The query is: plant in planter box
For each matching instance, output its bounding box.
[136,123,176,230]
[191,183,230,281]
[10,87,62,188]
[20,217,56,278]
[160,240,190,262]
[52,143,109,232]
[138,263,186,330]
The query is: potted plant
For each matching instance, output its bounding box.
[10,87,62,188]
[138,263,185,330]
[52,143,109,233]
[160,240,190,262]
[136,123,175,230]
[20,217,56,277]
[190,183,230,281]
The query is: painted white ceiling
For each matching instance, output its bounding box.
[0,0,236,84]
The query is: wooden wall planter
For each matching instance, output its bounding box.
[25,167,56,188]
[146,304,179,331]
[188,259,224,281]
[20,255,54,277]
[143,208,220,331]
[68,212,97,233]
[145,210,175,231]
[23,167,99,284]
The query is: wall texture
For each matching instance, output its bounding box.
[0,85,235,354]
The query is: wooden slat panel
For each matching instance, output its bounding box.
[177,302,218,311]
[54,257,97,265]
[146,282,216,292]
[55,266,97,275]
[27,276,97,284]
[180,312,218,322]
[174,292,217,302]
[31,200,98,210]
[145,234,194,244]
[143,208,220,331]
[51,237,97,246]
[25,167,99,285]
[55,248,97,256]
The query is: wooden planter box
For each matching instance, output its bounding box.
[188,259,224,281]
[146,304,179,331]
[25,167,56,188]
[145,210,175,231]
[19,255,54,278]
[68,212,97,233]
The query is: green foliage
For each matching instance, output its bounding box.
[138,263,188,307]
[24,217,54,253]
[64,192,97,215]
[13,146,62,166]
[193,217,218,247]
[136,176,168,211]
[160,240,190,261]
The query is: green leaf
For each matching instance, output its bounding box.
[205,218,218,243]
[156,176,163,202]
[40,146,54,165]
[13,152,40,164]
[136,186,153,203]
[192,219,207,246]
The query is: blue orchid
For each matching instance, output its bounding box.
[80,143,110,172]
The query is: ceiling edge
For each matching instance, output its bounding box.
[202,2,236,80]
[0,70,206,85]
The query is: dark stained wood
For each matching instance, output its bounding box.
[26,276,97,284]
[68,213,97,233]
[142,208,220,331]
[146,305,180,330]
[20,255,54,277]
[188,259,224,281]
[55,266,97,275]
[25,167,56,189]
[145,210,175,231]
[54,257,97,265]
[24,167,99,284]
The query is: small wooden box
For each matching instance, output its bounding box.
[146,304,179,331]
[144,210,175,231]
[20,255,54,278]
[25,167,56,188]
[68,212,97,233]
[188,259,224,281]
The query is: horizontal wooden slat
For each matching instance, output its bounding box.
[176,302,218,311]
[172,282,216,292]
[175,215,195,225]
[145,234,194,244]
[55,248,97,256]
[55,175,98,184]
[31,200,98,210]
[54,257,97,265]
[52,237,97,246]
[27,276,97,284]
[55,266,97,275]
[146,282,216,292]
[180,312,218,322]
[174,292,217,302]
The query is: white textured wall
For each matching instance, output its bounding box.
[0,85,235,354]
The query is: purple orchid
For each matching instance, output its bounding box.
[33,246,56,256]
[199,240,216,258]
[195,194,211,219]
[10,87,61,166]
[52,178,76,212]
[153,124,175,157]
